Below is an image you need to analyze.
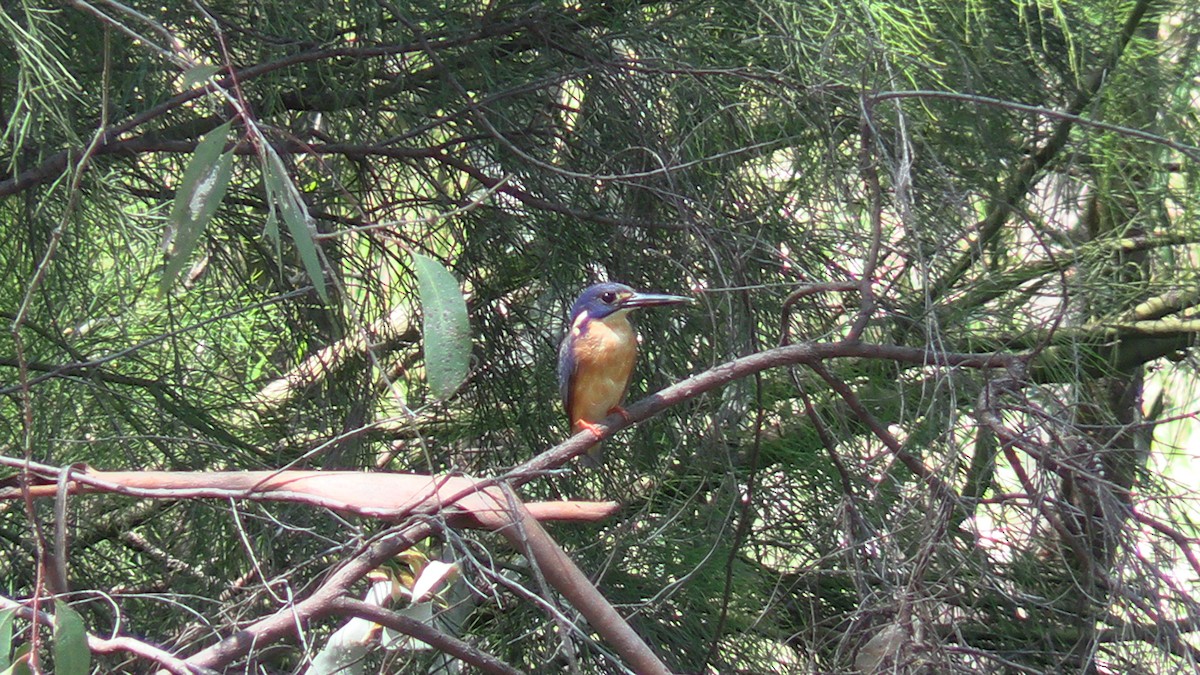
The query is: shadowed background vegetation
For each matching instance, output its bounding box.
[2,0,1200,671]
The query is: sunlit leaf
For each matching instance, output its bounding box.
[263,200,281,262]
[410,560,459,603]
[180,64,221,89]
[412,253,471,400]
[263,149,329,302]
[52,604,89,675]
[161,120,234,295]
[0,608,14,669]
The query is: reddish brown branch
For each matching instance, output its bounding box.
[327,597,524,675]
[173,490,668,672]
[182,522,431,669]
[0,462,665,671]
[5,338,1024,673]
[505,339,1019,478]
[0,596,206,675]
[0,465,619,526]
[501,498,672,675]
[848,96,885,342]
[778,281,857,346]
[808,361,958,503]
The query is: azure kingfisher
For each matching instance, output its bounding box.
[558,282,691,463]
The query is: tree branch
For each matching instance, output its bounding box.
[918,0,1158,303]
[0,595,211,675]
[327,597,524,675]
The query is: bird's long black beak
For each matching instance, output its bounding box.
[618,291,693,309]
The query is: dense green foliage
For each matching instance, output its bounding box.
[2,0,1200,672]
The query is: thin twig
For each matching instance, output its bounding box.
[327,597,524,675]
[872,89,1200,164]
[0,595,212,675]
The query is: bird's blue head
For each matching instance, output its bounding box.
[568,282,692,324]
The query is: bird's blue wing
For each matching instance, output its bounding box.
[557,331,576,419]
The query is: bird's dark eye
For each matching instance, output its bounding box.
[600,291,617,304]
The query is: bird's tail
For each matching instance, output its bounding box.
[580,443,605,467]
[572,420,606,466]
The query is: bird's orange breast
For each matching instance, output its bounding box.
[568,313,637,431]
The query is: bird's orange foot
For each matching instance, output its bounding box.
[576,420,605,437]
[607,405,631,423]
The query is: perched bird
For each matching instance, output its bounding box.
[558,282,691,463]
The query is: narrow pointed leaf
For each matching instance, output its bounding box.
[264,150,328,302]
[263,199,280,246]
[161,120,234,295]
[412,253,470,400]
[262,174,281,263]
[52,604,89,675]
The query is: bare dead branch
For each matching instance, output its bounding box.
[327,597,524,675]
[0,464,620,526]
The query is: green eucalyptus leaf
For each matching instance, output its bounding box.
[263,150,328,302]
[161,120,234,295]
[262,192,281,263]
[52,604,89,675]
[412,253,470,400]
[0,608,14,669]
